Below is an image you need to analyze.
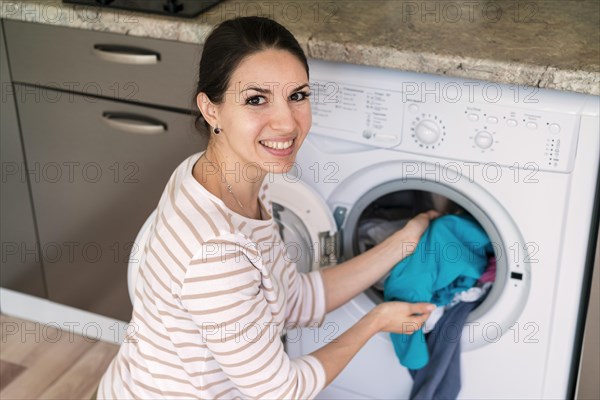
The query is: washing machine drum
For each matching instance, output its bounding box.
[341,182,530,350]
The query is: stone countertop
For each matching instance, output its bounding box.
[1,0,598,95]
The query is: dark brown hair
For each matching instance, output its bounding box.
[193,16,309,135]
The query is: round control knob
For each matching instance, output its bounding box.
[415,120,441,144]
[474,131,494,149]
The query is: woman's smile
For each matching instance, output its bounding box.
[259,137,296,156]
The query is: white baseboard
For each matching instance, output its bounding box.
[0,288,128,345]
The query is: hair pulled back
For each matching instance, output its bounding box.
[193,16,309,134]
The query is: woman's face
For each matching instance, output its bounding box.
[207,49,312,174]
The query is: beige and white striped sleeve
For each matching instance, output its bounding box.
[180,235,327,399]
[285,264,327,329]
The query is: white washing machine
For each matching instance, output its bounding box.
[270,59,600,399]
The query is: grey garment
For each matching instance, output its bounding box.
[357,218,409,290]
[357,218,410,252]
[409,299,483,400]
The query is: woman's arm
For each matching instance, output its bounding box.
[321,210,439,313]
[310,301,435,386]
[183,237,329,400]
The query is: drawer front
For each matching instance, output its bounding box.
[16,84,207,321]
[4,20,201,111]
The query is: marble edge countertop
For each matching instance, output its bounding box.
[1,0,599,96]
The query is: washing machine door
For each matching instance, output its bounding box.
[269,174,339,273]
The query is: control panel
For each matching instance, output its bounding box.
[309,78,580,173]
[310,80,404,148]
[401,101,580,173]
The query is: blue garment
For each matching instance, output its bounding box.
[409,298,484,399]
[383,215,492,369]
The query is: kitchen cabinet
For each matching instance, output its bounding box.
[2,20,206,321]
[0,20,46,298]
[3,20,201,110]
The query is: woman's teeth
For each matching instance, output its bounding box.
[260,139,294,149]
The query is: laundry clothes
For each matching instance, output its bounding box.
[409,298,484,400]
[422,305,445,334]
[358,218,409,253]
[358,218,409,291]
[384,214,493,369]
[423,282,491,333]
[447,283,491,308]
[478,256,497,284]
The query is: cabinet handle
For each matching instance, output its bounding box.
[102,112,166,135]
[93,44,160,65]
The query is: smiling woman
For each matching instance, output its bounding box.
[193,47,312,220]
[95,16,437,400]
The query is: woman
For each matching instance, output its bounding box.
[97,16,438,399]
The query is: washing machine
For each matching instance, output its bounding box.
[270,59,600,399]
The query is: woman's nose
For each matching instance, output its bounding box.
[269,101,296,132]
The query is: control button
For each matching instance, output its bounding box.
[474,131,493,149]
[526,122,538,129]
[506,119,518,127]
[487,116,498,124]
[408,104,419,114]
[362,130,373,139]
[549,123,561,134]
[467,113,479,122]
[415,120,441,144]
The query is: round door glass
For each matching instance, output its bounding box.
[335,177,529,350]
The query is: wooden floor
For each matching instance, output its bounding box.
[0,314,119,399]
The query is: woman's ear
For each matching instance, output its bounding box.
[196,92,219,128]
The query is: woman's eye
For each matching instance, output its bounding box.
[246,96,266,106]
[290,91,311,102]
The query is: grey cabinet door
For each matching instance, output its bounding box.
[16,84,206,321]
[0,21,46,298]
[4,20,201,111]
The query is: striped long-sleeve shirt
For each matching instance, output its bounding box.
[98,152,327,399]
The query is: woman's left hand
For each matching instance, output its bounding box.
[404,209,441,239]
[388,210,441,258]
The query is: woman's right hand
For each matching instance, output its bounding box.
[371,301,436,334]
